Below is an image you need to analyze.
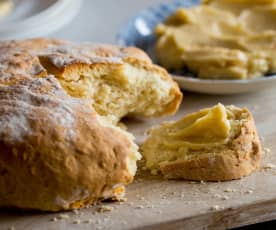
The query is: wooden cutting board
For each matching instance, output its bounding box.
[1,86,276,230]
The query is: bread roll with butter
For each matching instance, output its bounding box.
[1,38,182,124]
[142,104,262,181]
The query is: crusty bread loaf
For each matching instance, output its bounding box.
[142,104,262,181]
[0,38,182,211]
[0,38,182,124]
[0,76,140,211]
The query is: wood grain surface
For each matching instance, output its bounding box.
[1,86,276,230]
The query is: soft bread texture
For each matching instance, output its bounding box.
[0,76,140,211]
[1,38,182,124]
[142,104,262,181]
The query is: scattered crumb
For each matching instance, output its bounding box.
[213,193,229,200]
[83,219,93,224]
[200,180,206,185]
[264,148,271,154]
[135,205,145,209]
[119,197,127,202]
[224,188,236,193]
[73,219,81,224]
[51,217,58,222]
[151,169,158,175]
[211,205,220,211]
[98,205,114,213]
[72,209,79,215]
[221,195,229,200]
[245,190,253,194]
[57,214,70,220]
[262,163,276,169]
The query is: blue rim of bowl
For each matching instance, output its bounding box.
[116,0,200,48]
[116,0,276,84]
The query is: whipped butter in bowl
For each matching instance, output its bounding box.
[117,0,276,94]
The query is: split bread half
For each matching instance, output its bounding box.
[142,104,262,181]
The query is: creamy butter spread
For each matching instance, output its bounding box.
[142,103,241,170]
[155,0,276,79]
[169,104,230,143]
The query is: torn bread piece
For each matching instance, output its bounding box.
[1,38,182,124]
[142,103,262,181]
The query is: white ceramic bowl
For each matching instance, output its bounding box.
[0,0,82,40]
[173,75,276,95]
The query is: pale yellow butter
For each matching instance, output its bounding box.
[155,1,276,79]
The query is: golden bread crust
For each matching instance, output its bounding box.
[159,109,262,181]
[0,76,136,211]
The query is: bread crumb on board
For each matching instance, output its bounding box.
[222,195,229,200]
[245,190,253,194]
[51,217,58,222]
[98,205,114,213]
[57,214,70,220]
[83,219,93,224]
[213,194,229,200]
[224,188,237,193]
[264,147,271,154]
[119,197,127,202]
[262,163,276,169]
[211,205,220,211]
[72,209,80,215]
[73,219,81,224]
[135,205,145,209]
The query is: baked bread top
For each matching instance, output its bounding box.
[0,38,182,123]
[142,104,262,181]
[0,76,140,211]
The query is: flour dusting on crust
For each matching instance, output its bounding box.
[0,76,93,143]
